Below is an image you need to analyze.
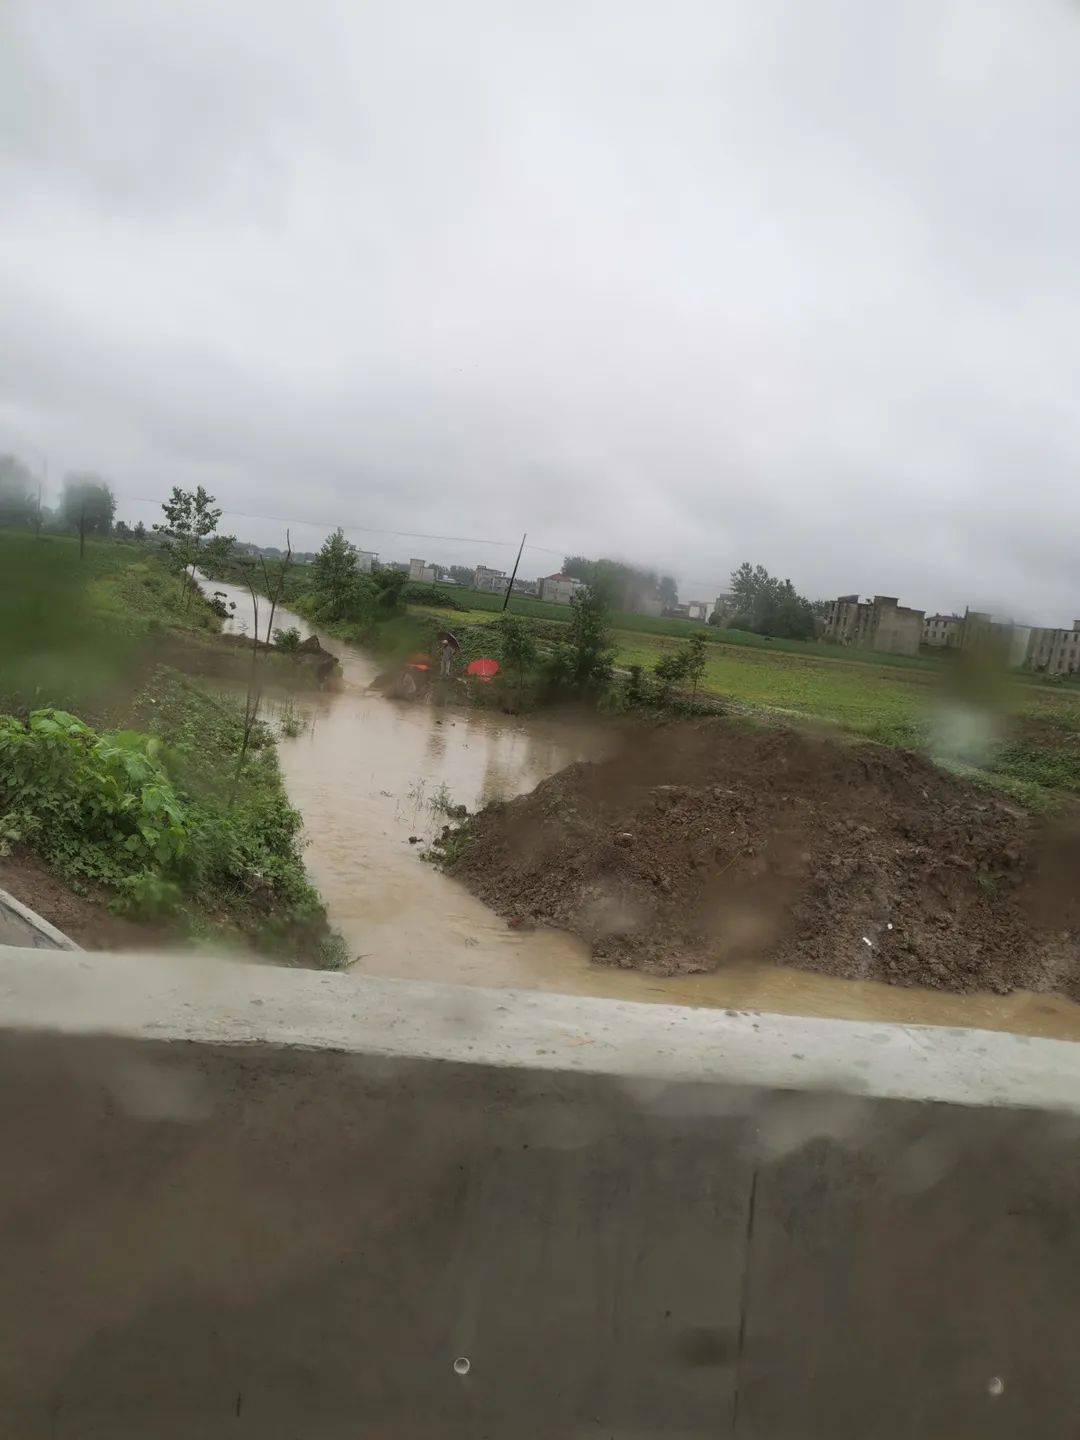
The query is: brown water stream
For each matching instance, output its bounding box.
[204,578,1080,1040]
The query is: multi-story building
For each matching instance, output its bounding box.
[823,594,925,657]
[1025,621,1080,676]
[408,557,439,583]
[538,573,585,605]
[356,550,378,574]
[472,565,507,593]
[922,613,962,648]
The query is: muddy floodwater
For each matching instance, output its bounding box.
[204,577,1080,1041]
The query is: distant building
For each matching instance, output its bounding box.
[686,601,710,622]
[356,549,378,574]
[922,613,962,648]
[408,557,438,583]
[823,594,925,657]
[538,573,585,605]
[712,592,737,619]
[1025,621,1080,676]
[510,577,538,596]
[472,565,507,593]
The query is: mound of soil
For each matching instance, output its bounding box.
[449,722,1080,998]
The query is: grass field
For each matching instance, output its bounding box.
[422,588,948,668]
[0,531,218,714]
[612,631,938,741]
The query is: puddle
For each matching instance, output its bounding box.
[202,576,1080,1042]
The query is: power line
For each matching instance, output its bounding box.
[114,492,569,555]
[116,490,731,588]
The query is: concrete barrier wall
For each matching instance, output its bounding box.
[2,950,1079,1438]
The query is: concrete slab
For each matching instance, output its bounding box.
[1,946,1078,1111]
[0,887,79,949]
[2,950,1079,1437]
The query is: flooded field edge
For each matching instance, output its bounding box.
[203,575,1080,1043]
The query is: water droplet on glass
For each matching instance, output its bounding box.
[988,1376,1005,1397]
[454,1357,471,1376]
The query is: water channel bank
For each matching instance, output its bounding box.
[204,577,1080,1041]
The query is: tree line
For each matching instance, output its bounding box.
[3,448,827,645]
[0,453,123,554]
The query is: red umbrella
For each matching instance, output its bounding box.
[465,657,500,682]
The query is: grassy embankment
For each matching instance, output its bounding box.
[0,531,341,960]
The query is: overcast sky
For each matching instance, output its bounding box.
[3,0,1080,618]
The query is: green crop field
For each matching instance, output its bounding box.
[613,630,1080,800]
[613,631,937,741]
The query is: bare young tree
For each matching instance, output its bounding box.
[260,529,293,644]
[232,562,264,800]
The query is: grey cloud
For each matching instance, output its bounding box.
[2,0,1080,612]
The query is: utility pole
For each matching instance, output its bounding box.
[502,532,526,612]
[34,451,46,539]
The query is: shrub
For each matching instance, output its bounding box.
[653,632,707,700]
[496,613,538,702]
[403,582,464,610]
[543,585,614,691]
[0,710,187,884]
[273,626,302,652]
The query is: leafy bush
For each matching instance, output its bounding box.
[543,585,614,691]
[0,710,187,884]
[496,614,538,702]
[653,632,708,700]
[113,872,184,920]
[273,625,302,652]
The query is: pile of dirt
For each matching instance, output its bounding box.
[448,722,1080,998]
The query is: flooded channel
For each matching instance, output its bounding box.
[203,577,1080,1041]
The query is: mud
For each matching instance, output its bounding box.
[0,850,167,952]
[450,722,1080,1000]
